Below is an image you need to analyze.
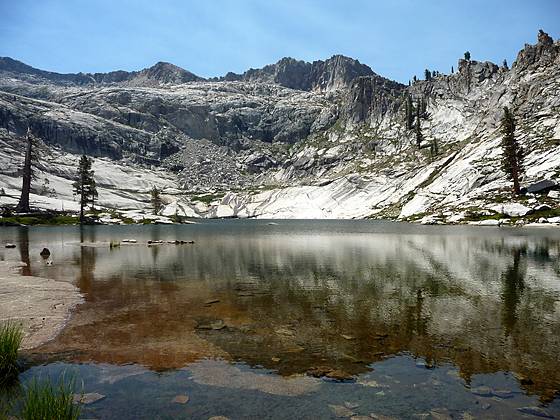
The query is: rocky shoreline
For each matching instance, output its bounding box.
[0,261,82,349]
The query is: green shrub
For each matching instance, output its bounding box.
[20,377,81,420]
[0,322,23,385]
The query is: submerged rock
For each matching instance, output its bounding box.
[39,247,50,257]
[171,394,189,404]
[73,392,106,405]
[429,409,452,420]
[328,404,355,418]
[204,299,220,305]
[341,334,355,340]
[492,389,514,399]
[517,406,553,418]
[370,413,399,420]
[470,386,493,397]
[195,319,226,330]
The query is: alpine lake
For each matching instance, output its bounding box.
[1,220,560,419]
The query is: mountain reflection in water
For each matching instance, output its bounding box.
[2,221,559,403]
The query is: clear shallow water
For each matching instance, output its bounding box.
[1,220,560,419]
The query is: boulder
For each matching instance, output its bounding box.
[469,219,501,226]
[490,203,531,217]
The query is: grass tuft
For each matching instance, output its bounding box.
[0,322,23,386]
[20,377,81,420]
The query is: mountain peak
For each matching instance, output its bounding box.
[219,54,375,92]
[139,61,203,84]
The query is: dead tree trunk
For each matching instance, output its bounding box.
[16,128,33,213]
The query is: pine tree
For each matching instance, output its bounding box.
[424,69,431,81]
[16,128,34,213]
[451,65,454,73]
[415,104,423,148]
[73,155,98,224]
[464,51,471,61]
[421,97,427,115]
[150,186,163,215]
[413,75,417,83]
[430,138,439,160]
[502,59,508,69]
[405,94,414,130]
[500,107,524,195]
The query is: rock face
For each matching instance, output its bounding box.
[218,55,375,92]
[0,30,559,220]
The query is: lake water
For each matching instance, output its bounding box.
[1,220,560,419]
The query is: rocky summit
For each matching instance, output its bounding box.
[0,30,559,223]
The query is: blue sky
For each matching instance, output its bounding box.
[1,0,558,83]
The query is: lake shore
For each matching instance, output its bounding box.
[0,261,83,349]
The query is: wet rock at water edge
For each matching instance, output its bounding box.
[514,372,534,385]
[73,392,106,405]
[307,366,355,382]
[517,406,554,418]
[341,334,355,340]
[172,394,190,404]
[416,360,435,369]
[350,416,371,420]
[5,243,16,248]
[208,417,230,420]
[329,404,355,418]
[344,401,360,409]
[39,247,51,257]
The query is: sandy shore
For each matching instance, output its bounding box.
[0,261,83,349]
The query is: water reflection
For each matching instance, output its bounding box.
[17,227,30,276]
[501,247,526,335]
[2,221,559,403]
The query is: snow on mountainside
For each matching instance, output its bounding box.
[0,30,559,223]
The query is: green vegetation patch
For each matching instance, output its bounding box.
[0,214,79,226]
[191,193,225,204]
[20,377,81,420]
[0,322,23,386]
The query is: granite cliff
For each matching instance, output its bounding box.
[0,30,559,223]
